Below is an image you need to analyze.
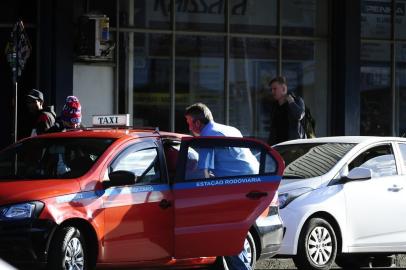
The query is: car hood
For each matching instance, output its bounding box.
[278,176,323,194]
[0,179,81,205]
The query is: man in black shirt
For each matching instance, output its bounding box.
[25,89,56,136]
[268,76,305,145]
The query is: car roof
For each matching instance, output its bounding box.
[275,136,406,146]
[29,128,187,141]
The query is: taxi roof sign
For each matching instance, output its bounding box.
[92,114,130,127]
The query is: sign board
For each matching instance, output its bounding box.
[92,114,130,127]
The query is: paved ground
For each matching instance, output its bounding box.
[255,255,406,269]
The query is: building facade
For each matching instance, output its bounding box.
[0,0,403,149]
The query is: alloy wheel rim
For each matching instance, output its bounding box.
[64,237,85,270]
[242,237,253,267]
[307,226,333,266]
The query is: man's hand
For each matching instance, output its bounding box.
[286,94,294,103]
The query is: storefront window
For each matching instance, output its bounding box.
[397,43,406,136]
[282,39,328,137]
[361,0,391,39]
[360,42,392,135]
[120,0,170,29]
[126,33,172,130]
[229,37,278,139]
[282,0,328,36]
[116,0,330,136]
[175,0,225,32]
[230,0,277,34]
[175,35,225,133]
[395,0,406,39]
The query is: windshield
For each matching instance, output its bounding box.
[274,143,355,179]
[0,138,115,180]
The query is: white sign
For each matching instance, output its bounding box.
[92,114,130,127]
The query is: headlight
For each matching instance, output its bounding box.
[0,202,44,220]
[278,187,313,209]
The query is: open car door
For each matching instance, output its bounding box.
[173,136,284,258]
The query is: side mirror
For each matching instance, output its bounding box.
[344,167,372,182]
[103,170,136,189]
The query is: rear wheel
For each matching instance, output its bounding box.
[48,226,87,270]
[293,218,337,270]
[209,231,256,270]
[242,231,257,269]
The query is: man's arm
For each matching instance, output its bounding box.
[36,112,55,134]
[287,95,305,121]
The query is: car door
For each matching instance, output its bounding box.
[102,138,174,262]
[343,143,406,250]
[173,136,284,258]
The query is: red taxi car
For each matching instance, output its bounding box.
[0,116,284,270]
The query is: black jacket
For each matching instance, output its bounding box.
[268,95,306,145]
[31,105,56,135]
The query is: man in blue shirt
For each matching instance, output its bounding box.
[185,103,258,179]
[184,102,254,270]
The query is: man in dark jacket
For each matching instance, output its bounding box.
[25,89,56,136]
[268,76,305,145]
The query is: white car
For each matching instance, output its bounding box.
[273,136,406,270]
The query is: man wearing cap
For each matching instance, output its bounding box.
[26,89,56,136]
[48,96,82,132]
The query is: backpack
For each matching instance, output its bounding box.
[302,106,316,138]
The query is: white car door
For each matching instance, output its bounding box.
[343,143,406,252]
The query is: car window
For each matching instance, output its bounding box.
[183,144,275,181]
[111,147,161,184]
[397,143,406,171]
[274,143,355,179]
[0,138,114,179]
[349,144,397,178]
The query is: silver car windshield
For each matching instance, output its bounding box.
[274,143,356,179]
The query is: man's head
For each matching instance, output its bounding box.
[270,76,288,102]
[184,103,213,136]
[61,96,82,129]
[26,89,44,113]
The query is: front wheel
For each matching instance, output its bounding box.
[293,218,337,270]
[48,226,87,270]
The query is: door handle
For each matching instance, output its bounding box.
[246,191,268,200]
[159,199,172,209]
[388,185,403,192]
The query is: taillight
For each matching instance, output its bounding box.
[259,191,280,217]
[268,191,279,216]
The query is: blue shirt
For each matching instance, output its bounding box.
[201,121,243,137]
[197,121,259,177]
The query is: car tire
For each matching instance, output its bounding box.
[209,231,256,270]
[243,231,257,269]
[293,218,337,270]
[335,254,369,269]
[48,226,87,270]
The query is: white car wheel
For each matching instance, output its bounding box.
[294,218,337,270]
[307,226,333,265]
